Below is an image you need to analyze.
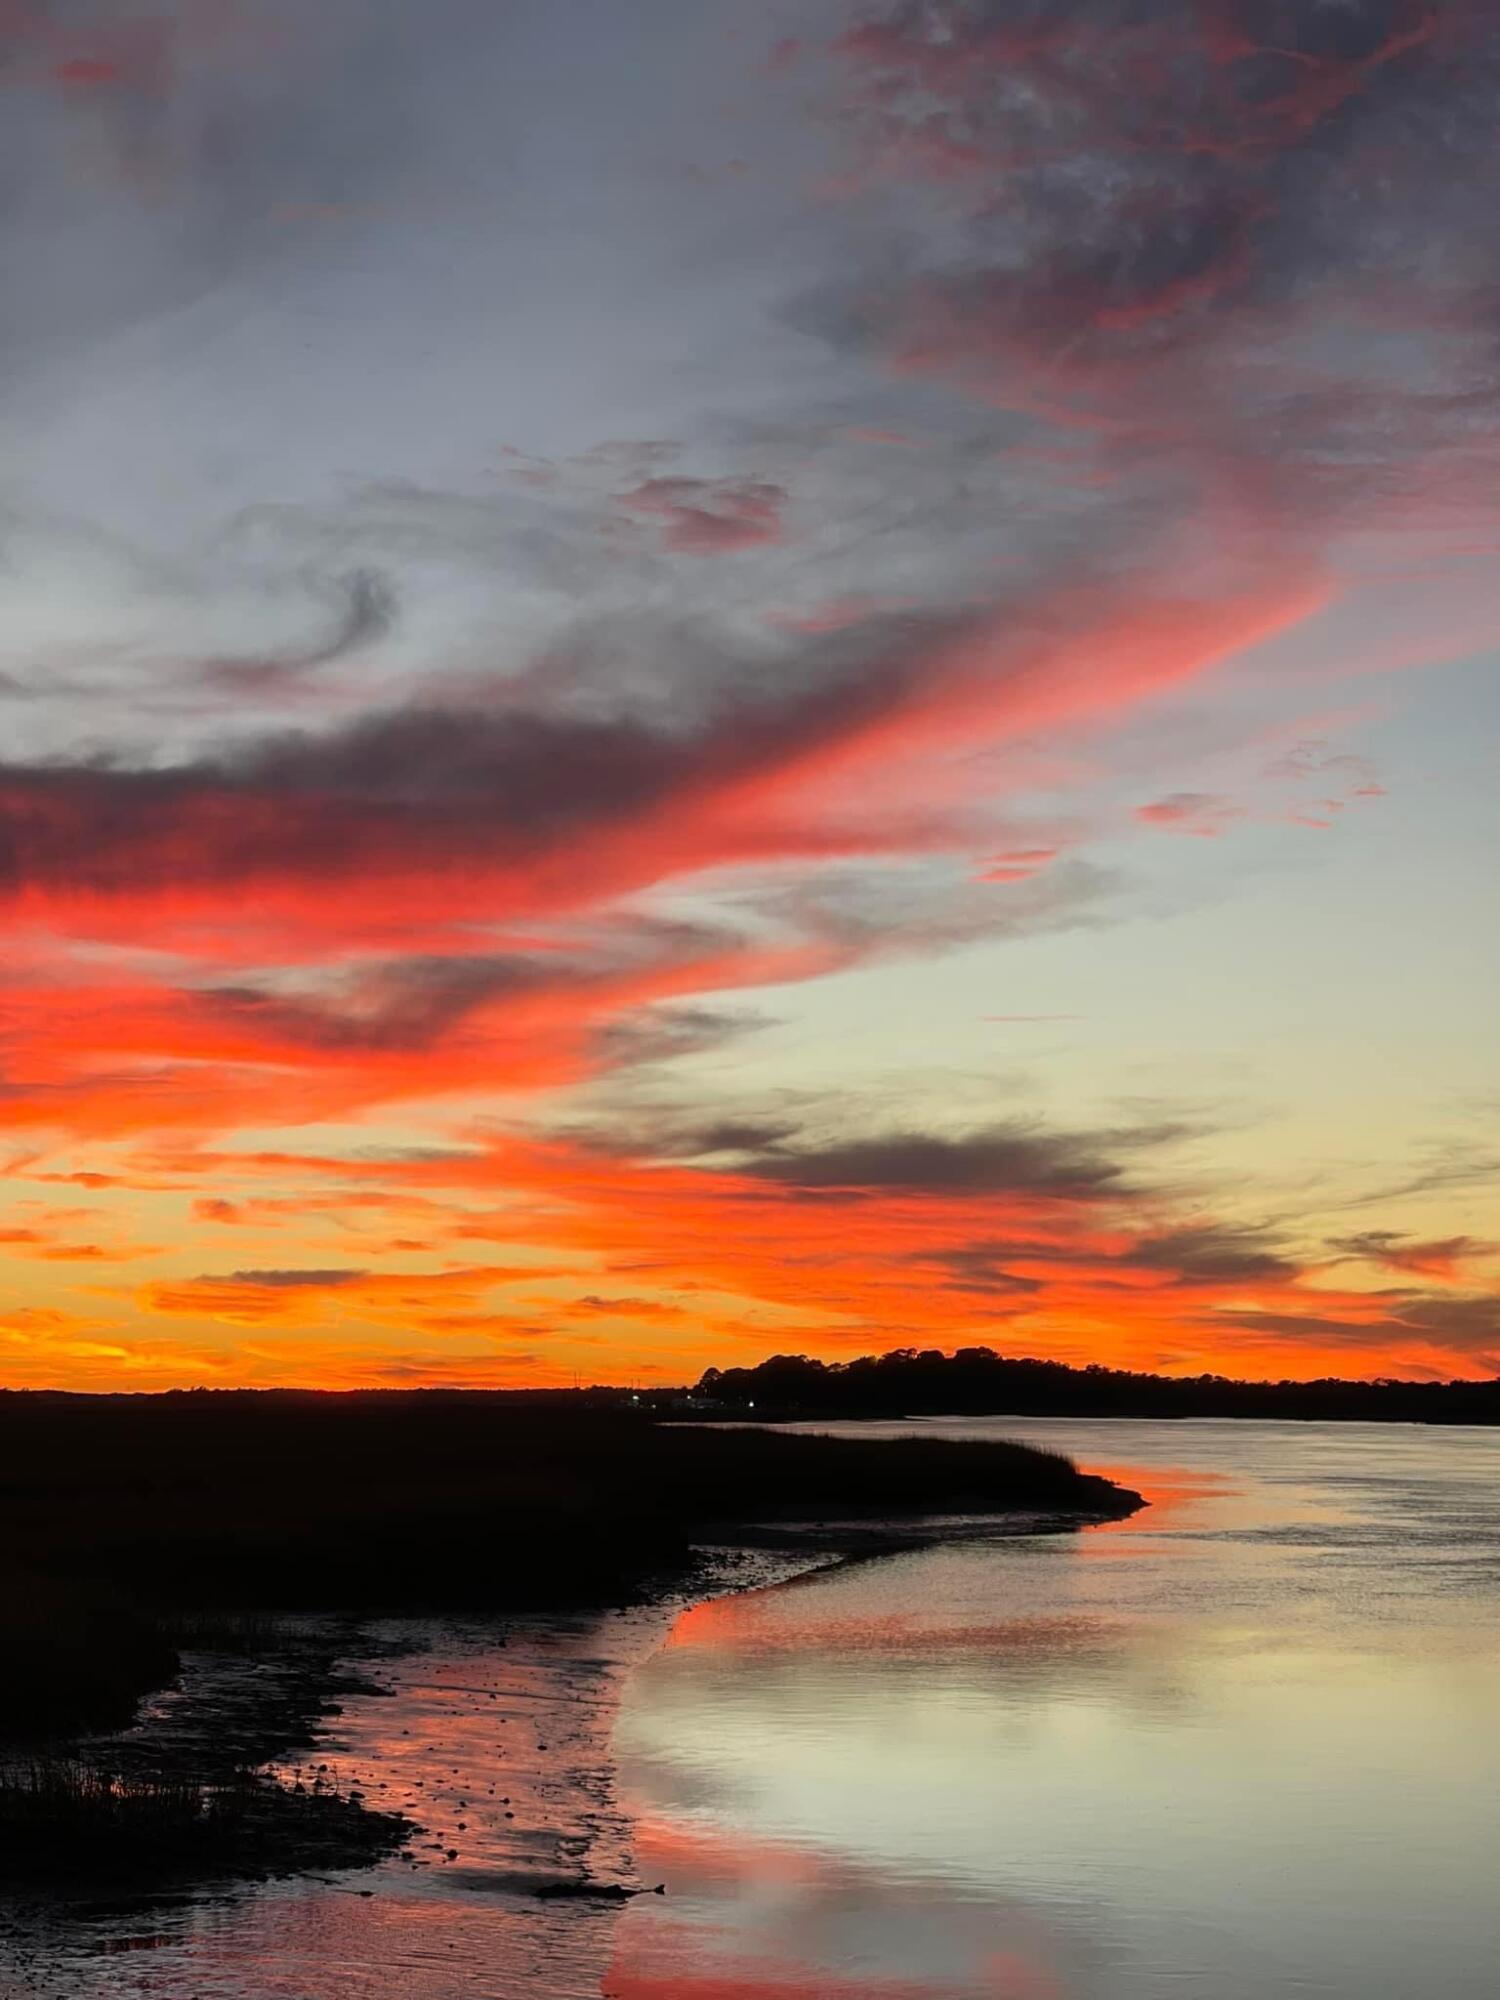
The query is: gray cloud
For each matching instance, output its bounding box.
[197,569,395,695]
[925,1243,1045,1296]
[1328,1230,1491,1276]
[1337,1146,1500,1210]
[918,1218,1296,1291]
[197,932,768,1061]
[747,855,1120,960]
[223,1268,367,1288]
[1116,1225,1297,1284]
[716,1116,1186,1199]
[1216,1291,1500,1358]
[0,606,967,899]
[807,0,1500,547]
[203,956,549,1055]
[588,1005,771,1073]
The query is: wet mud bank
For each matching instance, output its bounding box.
[0,1548,803,1995]
[0,1490,1143,1993]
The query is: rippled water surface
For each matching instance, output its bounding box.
[608,1420,1500,2000]
[9,1421,1498,1998]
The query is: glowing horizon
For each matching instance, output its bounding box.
[1,1,1496,1390]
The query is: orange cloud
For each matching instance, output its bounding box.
[44,1119,1480,1387]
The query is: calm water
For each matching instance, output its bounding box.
[7,1421,1498,1998]
[607,1419,1500,2000]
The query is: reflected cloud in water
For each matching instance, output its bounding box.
[611,1420,1500,2000]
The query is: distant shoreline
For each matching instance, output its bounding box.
[679,1407,1500,1428]
[678,1348,1500,1426]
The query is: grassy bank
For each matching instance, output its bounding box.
[0,1759,407,1889]
[0,1391,1135,1639]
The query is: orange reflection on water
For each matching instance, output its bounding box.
[607,1973,943,2000]
[606,1813,1078,2000]
[1076,1461,1231,1539]
[607,1972,961,1999]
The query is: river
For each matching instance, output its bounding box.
[7,1420,1498,1997]
[605,1419,1500,2000]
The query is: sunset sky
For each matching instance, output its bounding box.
[2,0,1497,1388]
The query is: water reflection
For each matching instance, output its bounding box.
[6,1423,1496,1997]
[606,1817,1100,1999]
[1,1604,694,2000]
[608,1421,1500,2000]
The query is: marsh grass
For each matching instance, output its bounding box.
[0,1757,408,1884]
[0,1393,1135,1756]
[0,1394,1135,1894]
[153,1609,285,1655]
[0,1575,178,1738]
[0,1394,1128,1630]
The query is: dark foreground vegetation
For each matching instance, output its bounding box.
[691,1348,1500,1423]
[0,1391,1127,1646]
[0,1390,1133,1891]
[0,1759,406,1888]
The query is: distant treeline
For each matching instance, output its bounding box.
[691,1348,1500,1424]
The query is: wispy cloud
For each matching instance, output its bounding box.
[0,0,1492,1385]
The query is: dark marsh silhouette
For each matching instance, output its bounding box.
[0,1389,1129,1642]
[0,1759,407,1888]
[0,1388,1136,1889]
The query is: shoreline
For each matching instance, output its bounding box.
[0,1492,1140,1954]
[0,1544,843,1990]
[0,1402,1143,1983]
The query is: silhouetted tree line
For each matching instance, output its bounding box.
[692,1348,1500,1424]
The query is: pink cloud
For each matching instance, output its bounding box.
[617,477,787,554]
[1135,793,1244,837]
[977,846,1058,883]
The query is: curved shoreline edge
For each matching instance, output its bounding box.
[0,1414,1142,1915]
[0,1470,1145,1985]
